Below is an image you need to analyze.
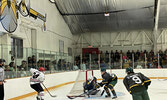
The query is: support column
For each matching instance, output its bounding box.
[80,34,83,69]
[89,53,91,69]
[153,0,161,54]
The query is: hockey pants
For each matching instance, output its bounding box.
[31,83,44,100]
[132,90,150,100]
[104,80,117,97]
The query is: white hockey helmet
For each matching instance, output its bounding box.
[30,68,38,74]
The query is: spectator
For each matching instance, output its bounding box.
[28,57,32,70]
[140,50,144,60]
[4,65,12,79]
[127,50,132,60]
[11,56,14,62]
[32,63,36,69]
[115,50,120,62]
[159,50,164,58]
[122,53,128,63]
[136,50,140,60]
[164,49,167,54]
[105,51,109,63]
[110,50,114,62]
[73,64,78,70]
[144,50,148,57]
[81,62,86,70]
[28,57,32,64]
[100,60,107,69]
[4,65,11,71]
[9,62,16,71]
[149,50,154,60]
[58,59,62,70]
[153,56,158,68]
[52,60,57,70]
[32,55,36,63]
[19,60,27,71]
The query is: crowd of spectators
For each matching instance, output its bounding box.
[75,49,167,69]
[3,49,167,78]
[2,55,73,79]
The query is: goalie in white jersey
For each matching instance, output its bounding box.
[30,67,45,100]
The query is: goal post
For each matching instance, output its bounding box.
[68,70,94,96]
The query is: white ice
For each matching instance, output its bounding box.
[22,79,167,100]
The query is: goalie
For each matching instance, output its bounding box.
[83,76,100,97]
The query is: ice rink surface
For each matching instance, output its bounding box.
[22,79,167,100]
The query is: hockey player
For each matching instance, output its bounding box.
[30,67,45,100]
[123,67,151,100]
[83,76,100,96]
[97,68,117,99]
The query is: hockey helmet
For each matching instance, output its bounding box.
[126,67,134,73]
[39,67,45,72]
[100,67,106,72]
[30,68,38,74]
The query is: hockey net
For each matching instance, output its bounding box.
[68,70,94,96]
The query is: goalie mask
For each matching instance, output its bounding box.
[88,76,94,82]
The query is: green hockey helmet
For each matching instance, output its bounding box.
[126,67,134,73]
[101,67,106,72]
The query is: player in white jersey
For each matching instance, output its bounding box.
[30,67,45,100]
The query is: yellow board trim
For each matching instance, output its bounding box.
[7,77,167,100]
[9,81,75,100]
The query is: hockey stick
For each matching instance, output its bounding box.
[101,90,105,96]
[67,89,101,99]
[67,93,86,99]
[41,83,57,97]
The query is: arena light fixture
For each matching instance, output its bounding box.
[49,0,56,3]
[104,12,109,16]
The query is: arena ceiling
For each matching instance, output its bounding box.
[53,0,167,34]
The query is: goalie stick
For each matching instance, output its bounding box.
[101,90,105,96]
[41,83,57,97]
[67,89,102,99]
[67,93,86,99]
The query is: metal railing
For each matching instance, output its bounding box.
[76,52,167,70]
[2,44,167,79]
[0,44,74,79]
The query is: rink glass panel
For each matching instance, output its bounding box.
[0,44,166,79]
